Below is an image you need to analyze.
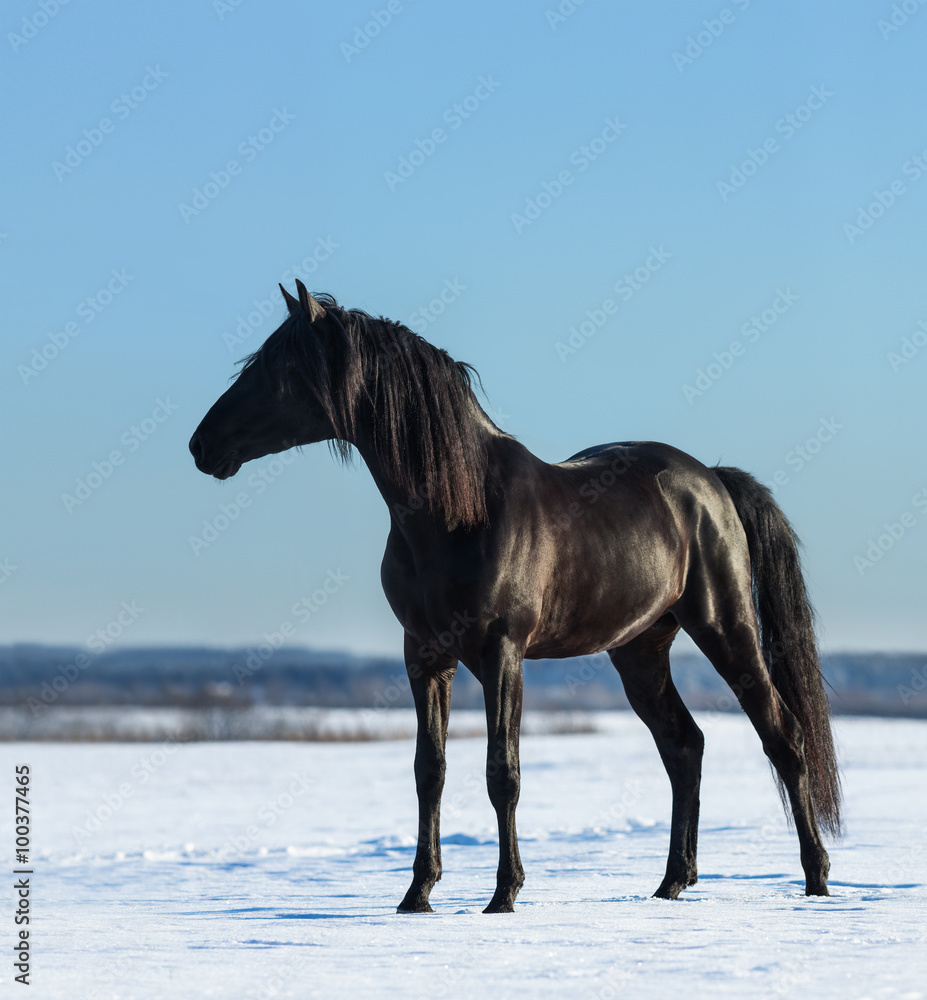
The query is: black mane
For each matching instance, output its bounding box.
[244,294,491,528]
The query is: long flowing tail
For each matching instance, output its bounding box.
[713,465,842,836]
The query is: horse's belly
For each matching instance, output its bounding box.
[525,620,648,659]
[524,561,680,659]
[524,601,668,659]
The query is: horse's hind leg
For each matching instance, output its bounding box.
[675,611,830,896]
[608,616,705,899]
[397,633,457,913]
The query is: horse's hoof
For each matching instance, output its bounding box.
[653,871,696,900]
[397,889,435,913]
[483,887,520,913]
[805,882,830,897]
[397,901,435,913]
[482,899,515,914]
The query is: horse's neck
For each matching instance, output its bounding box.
[352,399,519,536]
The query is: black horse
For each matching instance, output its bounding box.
[190,281,841,913]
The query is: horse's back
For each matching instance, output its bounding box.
[564,439,707,475]
[558,440,732,511]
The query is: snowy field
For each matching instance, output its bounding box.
[3,713,926,1000]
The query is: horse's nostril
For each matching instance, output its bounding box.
[189,433,204,464]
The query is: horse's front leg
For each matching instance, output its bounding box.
[397,633,457,913]
[480,634,525,913]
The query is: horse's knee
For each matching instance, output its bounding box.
[486,754,519,810]
[414,754,445,798]
[487,772,519,808]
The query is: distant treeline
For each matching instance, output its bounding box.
[1,644,925,718]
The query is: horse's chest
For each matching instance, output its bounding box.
[380,538,442,631]
[380,534,496,651]
[382,565,476,640]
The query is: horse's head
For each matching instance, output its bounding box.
[191,283,490,526]
[189,281,342,479]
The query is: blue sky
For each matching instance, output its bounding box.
[2,0,925,657]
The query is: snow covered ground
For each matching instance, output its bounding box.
[3,712,926,999]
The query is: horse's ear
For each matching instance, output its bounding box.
[295,279,327,323]
[279,284,300,314]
